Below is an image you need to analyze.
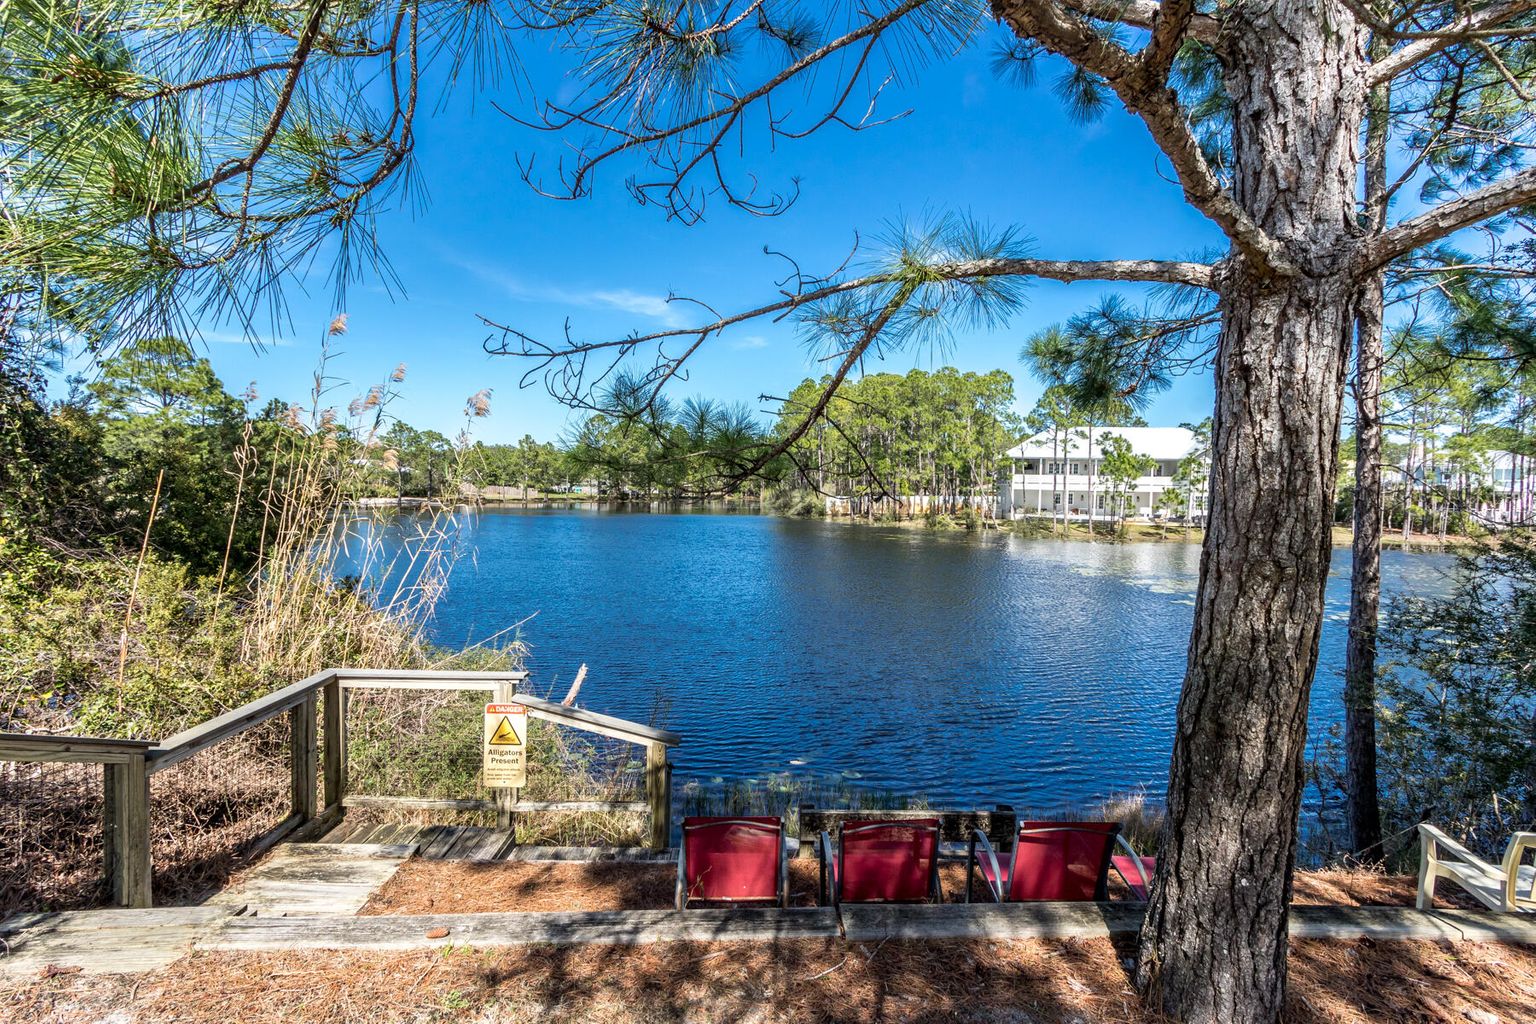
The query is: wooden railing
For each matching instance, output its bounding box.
[1,669,680,908]
[331,669,679,850]
[0,734,156,908]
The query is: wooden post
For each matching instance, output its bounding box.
[101,762,117,901]
[322,678,346,812]
[492,680,518,835]
[107,753,152,908]
[290,693,318,824]
[646,741,671,851]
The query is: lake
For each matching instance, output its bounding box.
[402,507,1455,811]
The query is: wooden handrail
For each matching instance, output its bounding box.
[4,665,682,905]
[335,667,528,686]
[513,692,681,747]
[147,670,336,772]
[336,667,529,677]
[0,733,153,764]
[332,668,680,745]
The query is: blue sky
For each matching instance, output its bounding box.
[192,20,1225,443]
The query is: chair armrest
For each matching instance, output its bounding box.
[675,840,687,911]
[817,831,836,907]
[1113,834,1151,896]
[1420,822,1490,869]
[1502,832,1536,910]
[970,828,1004,903]
[779,828,790,909]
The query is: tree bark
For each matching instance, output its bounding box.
[1344,272,1385,860]
[1343,38,1390,862]
[1136,6,1368,1022]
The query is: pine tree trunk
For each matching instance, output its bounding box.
[1344,273,1385,860]
[1344,46,1389,862]
[1137,7,1368,1021]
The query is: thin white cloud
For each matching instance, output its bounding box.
[586,288,681,322]
[453,258,688,328]
[730,335,770,350]
[202,330,294,348]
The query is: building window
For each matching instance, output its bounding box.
[1053,493,1062,506]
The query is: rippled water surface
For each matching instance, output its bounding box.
[407,508,1455,809]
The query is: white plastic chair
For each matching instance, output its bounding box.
[1416,823,1536,912]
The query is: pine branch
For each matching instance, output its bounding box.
[1142,0,1200,77]
[993,0,1297,276]
[514,0,938,219]
[1364,165,1536,269]
[1058,0,1219,44]
[484,255,1214,360]
[1370,0,1536,85]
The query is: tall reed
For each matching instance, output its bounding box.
[235,321,497,678]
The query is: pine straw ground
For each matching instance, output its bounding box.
[5,936,1535,1024]
[0,865,1515,1024]
[355,861,1451,916]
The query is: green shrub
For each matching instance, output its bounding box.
[1373,533,1536,855]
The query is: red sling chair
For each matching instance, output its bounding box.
[675,816,788,909]
[966,820,1145,902]
[817,818,943,908]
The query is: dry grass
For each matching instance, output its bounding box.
[7,936,1536,1024]
[0,761,105,912]
[145,730,292,906]
[237,346,478,679]
[0,733,290,913]
[0,339,536,916]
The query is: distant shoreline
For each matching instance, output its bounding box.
[348,497,1487,553]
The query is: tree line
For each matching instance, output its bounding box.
[0,334,1040,531]
[770,368,1019,515]
[1335,328,1536,540]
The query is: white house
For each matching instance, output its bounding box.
[1379,444,1532,528]
[997,426,1205,522]
[1487,450,1532,525]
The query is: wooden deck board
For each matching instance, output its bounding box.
[204,907,841,951]
[359,823,399,846]
[317,818,369,844]
[420,822,460,859]
[447,827,514,862]
[342,823,382,845]
[839,903,1536,944]
[8,901,1536,973]
[380,824,412,845]
[203,842,416,917]
[0,907,238,975]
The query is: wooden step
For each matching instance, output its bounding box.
[0,906,238,974]
[204,842,416,917]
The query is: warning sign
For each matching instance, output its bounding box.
[483,703,528,788]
